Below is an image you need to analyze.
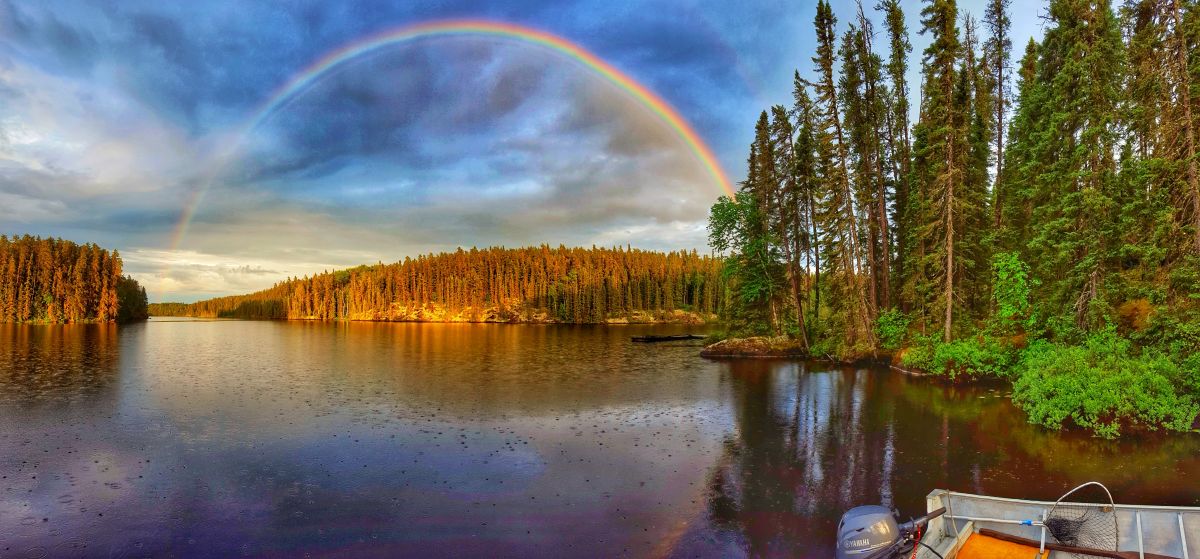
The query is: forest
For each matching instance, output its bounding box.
[710,0,1200,436]
[149,245,723,323]
[0,235,148,323]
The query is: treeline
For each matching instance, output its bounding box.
[713,0,1200,435]
[0,235,147,323]
[149,246,724,323]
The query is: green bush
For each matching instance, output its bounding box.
[932,336,1018,379]
[807,319,840,358]
[1142,310,1200,363]
[1180,354,1200,396]
[899,334,1017,379]
[899,335,936,371]
[876,308,910,350]
[991,252,1033,333]
[1011,330,1199,438]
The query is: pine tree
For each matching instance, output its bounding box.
[879,0,915,304]
[914,0,963,341]
[1023,0,1126,331]
[983,0,1012,228]
[0,236,142,323]
[841,2,895,311]
[962,16,995,317]
[811,0,876,348]
[769,104,810,347]
[1167,0,1200,256]
[998,39,1041,251]
[793,80,823,335]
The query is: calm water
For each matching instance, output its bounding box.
[1,320,1197,558]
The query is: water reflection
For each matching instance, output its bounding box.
[697,361,1200,557]
[0,323,122,407]
[0,320,1196,558]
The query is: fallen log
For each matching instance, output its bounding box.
[631,334,706,343]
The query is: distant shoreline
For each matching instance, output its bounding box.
[147,310,717,325]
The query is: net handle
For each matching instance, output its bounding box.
[1050,481,1116,513]
[1048,481,1119,553]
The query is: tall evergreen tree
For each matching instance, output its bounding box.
[0,236,143,323]
[1120,0,1176,304]
[879,0,915,304]
[983,0,1012,228]
[811,0,876,348]
[1168,0,1200,256]
[962,16,995,316]
[793,76,823,331]
[751,111,784,332]
[698,0,1200,393]
[769,104,810,347]
[998,39,1041,251]
[1022,0,1126,332]
[914,0,963,341]
[842,2,895,311]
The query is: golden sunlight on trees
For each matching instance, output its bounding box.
[149,246,724,323]
[0,235,147,323]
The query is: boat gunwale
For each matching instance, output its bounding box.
[931,489,1200,514]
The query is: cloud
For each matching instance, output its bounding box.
[0,52,203,202]
[0,190,68,221]
[122,246,352,302]
[0,0,799,301]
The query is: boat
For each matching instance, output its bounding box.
[911,489,1200,558]
[630,334,705,343]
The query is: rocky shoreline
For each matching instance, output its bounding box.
[699,335,905,367]
[698,336,808,358]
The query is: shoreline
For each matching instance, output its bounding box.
[146,314,718,326]
[698,336,895,365]
[701,335,1200,436]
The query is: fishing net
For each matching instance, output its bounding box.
[1044,482,1118,559]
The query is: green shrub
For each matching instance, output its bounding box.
[899,333,1017,379]
[899,336,936,371]
[876,308,910,351]
[1142,310,1200,364]
[991,252,1033,333]
[1042,314,1083,344]
[931,336,1018,379]
[1012,330,1199,438]
[1180,354,1200,396]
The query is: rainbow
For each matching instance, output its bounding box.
[169,18,734,250]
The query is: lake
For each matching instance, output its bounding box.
[1,319,1197,558]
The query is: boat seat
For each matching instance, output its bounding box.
[957,532,1049,559]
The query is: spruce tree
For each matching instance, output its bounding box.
[915,0,963,341]
[1119,0,1174,304]
[998,39,1040,251]
[1025,0,1126,332]
[811,0,875,348]
[1168,0,1200,256]
[879,0,914,304]
[962,16,994,316]
[983,0,1012,228]
[769,104,809,347]
[793,76,823,330]
[843,2,894,311]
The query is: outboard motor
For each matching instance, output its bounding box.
[835,505,946,559]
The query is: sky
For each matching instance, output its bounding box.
[0,0,1048,302]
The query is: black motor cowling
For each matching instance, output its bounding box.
[835,505,902,559]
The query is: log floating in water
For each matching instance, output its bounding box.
[631,334,706,343]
